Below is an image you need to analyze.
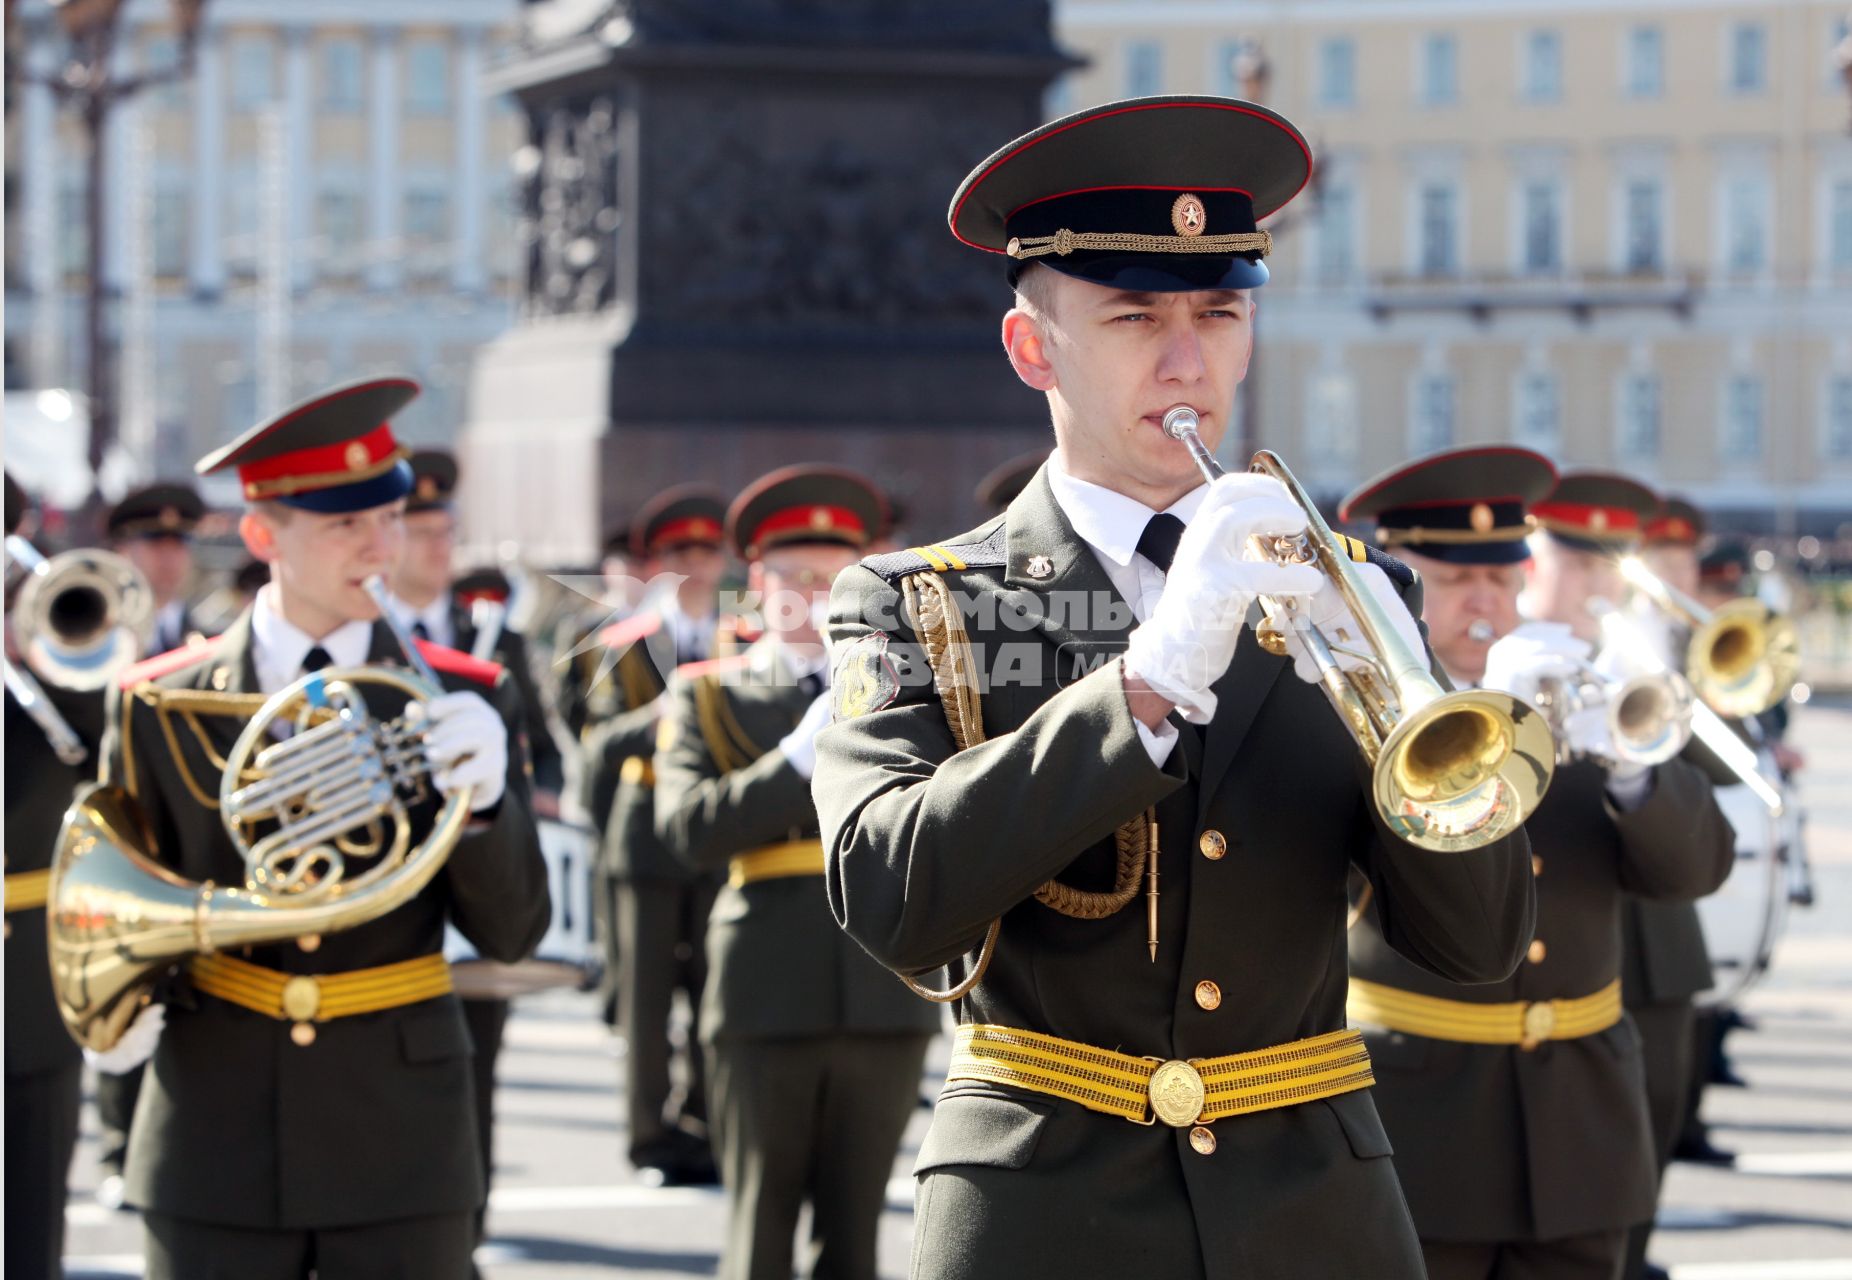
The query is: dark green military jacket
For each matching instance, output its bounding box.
[104,610,550,1230]
[811,471,1536,1280]
[5,680,104,1077]
[451,598,564,795]
[1351,757,1734,1243]
[654,638,941,1045]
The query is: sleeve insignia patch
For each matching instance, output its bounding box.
[832,632,899,721]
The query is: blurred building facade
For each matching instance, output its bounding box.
[3,0,524,501]
[1051,0,1852,534]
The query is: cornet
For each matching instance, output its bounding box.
[1161,408,1555,852]
[1618,556,1796,718]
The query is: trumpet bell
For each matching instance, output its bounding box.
[1608,672,1694,766]
[1376,689,1556,853]
[12,548,153,690]
[1690,600,1798,719]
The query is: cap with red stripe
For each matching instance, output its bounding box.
[407,449,459,514]
[949,95,1314,292]
[1531,472,1660,554]
[453,566,512,606]
[1644,497,1705,548]
[727,465,886,562]
[195,376,419,513]
[633,486,728,557]
[1338,446,1557,566]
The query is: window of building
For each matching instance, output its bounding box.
[143,34,187,109]
[1411,373,1455,453]
[316,184,364,274]
[321,37,364,113]
[152,185,188,277]
[1515,372,1562,454]
[229,35,273,110]
[1724,175,1768,275]
[1626,26,1663,99]
[1831,178,1852,273]
[1624,179,1663,274]
[1308,371,1359,463]
[1419,183,1458,276]
[405,185,450,245]
[1522,30,1562,103]
[405,38,449,116]
[1319,37,1356,108]
[220,370,257,441]
[1722,374,1763,462]
[1618,373,1660,461]
[58,178,87,275]
[1126,42,1163,98]
[1316,184,1355,284]
[1043,75,1074,121]
[226,173,259,274]
[1825,375,1852,461]
[1420,33,1458,105]
[1522,180,1562,275]
[1728,22,1766,94]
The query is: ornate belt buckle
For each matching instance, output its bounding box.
[1520,1001,1555,1051]
[1145,1059,1207,1128]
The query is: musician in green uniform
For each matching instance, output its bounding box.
[812,98,1538,1280]
[5,474,104,1279]
[91,377,550,1279]
[654,465,940,1280]
[1345,464,1735,1280]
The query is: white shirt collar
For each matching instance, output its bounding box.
[1046,451,1209,569]
[383,588,451,638]
[251,586,376,695]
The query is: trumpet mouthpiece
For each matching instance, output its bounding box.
[1161,406,1201,440]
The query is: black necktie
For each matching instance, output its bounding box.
[1137,513,1186,575]
[410,621,430,642]
[301,646,333,674]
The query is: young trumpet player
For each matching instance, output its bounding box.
[810,98,1538,1279]
[1345,462,1734,1280]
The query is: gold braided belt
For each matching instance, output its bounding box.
[1348,977,1623,1051]
[5,869,52,913]
[190,952,454,1047]
[947,1024,1374,1128]
[728,839,826,889]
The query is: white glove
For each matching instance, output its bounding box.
[420,691,508,812]
[1123,475,1323,722]
[778,689,835,780]
[1276,561,1425,687]
[87,1002,165,1074]
[1480,622,1591,705]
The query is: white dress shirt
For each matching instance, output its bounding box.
[661,597,717,665]
[386,589,455,649]
[153,600,188,653]
[251,586,376,697]
[1046,455,1210,767]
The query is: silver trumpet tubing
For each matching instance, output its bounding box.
[1529,664,1695,769]
[3,654,90,765]
[469,597,508,663]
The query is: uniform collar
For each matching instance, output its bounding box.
[250,585,375,693]
[1046,451,1208,569]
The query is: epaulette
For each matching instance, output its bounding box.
[598,610,661,651]
[860,518,1008,584]
[414,639,503,687]
[672,653,752,681]
[118,634,225,688]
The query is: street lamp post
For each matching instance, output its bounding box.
[4,0,207,535]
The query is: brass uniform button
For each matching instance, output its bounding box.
[1189,1126,1217,1155]
[298,934,322,953]
[1527,939,1547,964]
[290,1022,317,1047]
[1531,855,1543,876]
[1198,830,1227,861]
[1194,980,1222,1011]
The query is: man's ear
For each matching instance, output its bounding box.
[239,510,279,564]
[1002,308,1057,393]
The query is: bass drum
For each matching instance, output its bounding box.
[445,818,599,999]
[1695,748,1792,1008]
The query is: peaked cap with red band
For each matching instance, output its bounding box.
[1531,471,1660,554]
[727,465,886,562]
[633,485,728,557]
[453,566,512,606]
[107,481,206,540]
[1339,446,1557,566]
[406,449,460,514]
[1644,496,1705,549]
[950,95,1314,293]
[195,376,419,513]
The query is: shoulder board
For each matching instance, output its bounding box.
[413,639,503,687]
[673,653,752,681]
[598,610,661,651]
[860,518,1008,584]
[118,634,225,689]
[1360,543,1415,591]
